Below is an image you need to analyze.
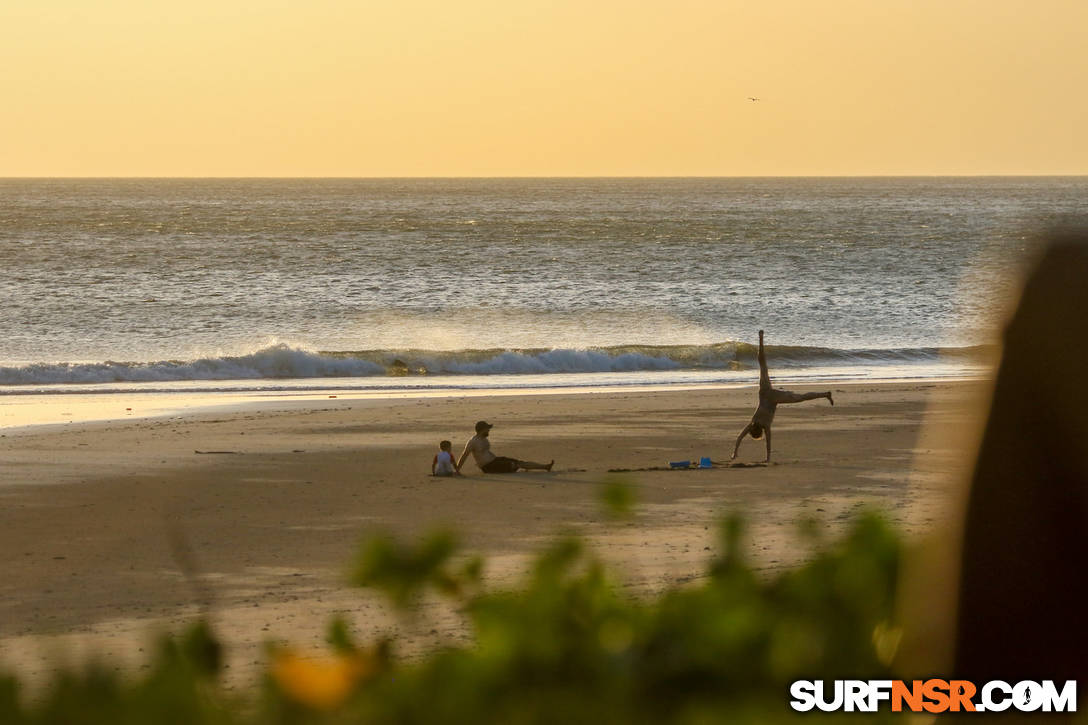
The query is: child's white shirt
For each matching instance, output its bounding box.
[434,450,455,475]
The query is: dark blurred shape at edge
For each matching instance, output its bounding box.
[955,228,1088,683]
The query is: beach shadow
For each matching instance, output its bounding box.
[605,463,761,472]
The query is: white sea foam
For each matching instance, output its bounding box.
[418,349,682,375]
[0,342,991,386]
[0,345,385,385]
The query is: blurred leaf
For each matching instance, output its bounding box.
[599,475,637,519]
[352,529,460,607]
[326,616,356,654]
[179,620,222,678]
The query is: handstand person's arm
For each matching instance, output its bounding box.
[758,329,770,390]
[731,423,752,460]
[764,427,772,463]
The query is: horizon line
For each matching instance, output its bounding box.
[3,173,1087,180]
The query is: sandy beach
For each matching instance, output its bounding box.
[0,380,985,688]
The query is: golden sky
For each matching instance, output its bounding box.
[2,0,1086,176]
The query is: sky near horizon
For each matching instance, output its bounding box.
[2,1,1086,177]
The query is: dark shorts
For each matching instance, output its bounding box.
[481,456,520,474]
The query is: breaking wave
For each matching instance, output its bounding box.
[0,342,992,386]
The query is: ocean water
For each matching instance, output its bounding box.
[1,177,1084,396]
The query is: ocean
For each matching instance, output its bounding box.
[1,177,1084,410]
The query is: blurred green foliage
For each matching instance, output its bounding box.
[1,506,902,724]
[599,475,638,519]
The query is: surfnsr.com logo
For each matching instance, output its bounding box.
[789,680,1076,713]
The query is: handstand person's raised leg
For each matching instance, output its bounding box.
[757,330,771,391]
[774,390,833,405]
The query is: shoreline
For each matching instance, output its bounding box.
[0,367,989,432]
[0,379,986,687]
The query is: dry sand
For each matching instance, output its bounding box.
[0,380,985,688]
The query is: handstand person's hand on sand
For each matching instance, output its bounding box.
[457,420,555,474]
[730,330,835,463]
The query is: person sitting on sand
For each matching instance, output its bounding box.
[432,440,459,477]
[731,330,834,463]
[457,421,554,474]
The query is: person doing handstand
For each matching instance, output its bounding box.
[731,330,833,463]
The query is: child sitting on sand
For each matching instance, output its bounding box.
[432,440,459,477]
